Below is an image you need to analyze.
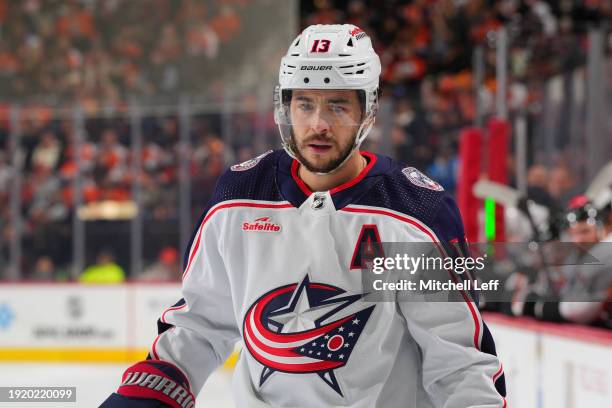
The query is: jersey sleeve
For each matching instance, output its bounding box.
[101,203,239,407]
[397,194,507,408]
[148,202,241,396]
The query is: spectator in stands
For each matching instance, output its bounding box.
[565,195,599,247]
[553,195,611,327]
[31,130,62,171]
[548,164,580,205]
[97,128,128,184]
[79,248,125,284]
[509,195,611,327]
[30,256,57,281]
[426,142,458,195]
[182,0,219,60]
[150,23,184,95]
[527,164,549,190]
[597,189,612,243]
[0,152,10,194]
[2,0,611,282]
[25,166,62,221]
[137,246,180,282]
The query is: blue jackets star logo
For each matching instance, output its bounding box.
[243,274,375,396]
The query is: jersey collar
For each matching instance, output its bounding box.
[276,150,389,209]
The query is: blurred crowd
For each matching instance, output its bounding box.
[493,184,612,329]
[0,110,254,280]
[0,1,611,328]
[0,0,286,107]
[316,0,611,181]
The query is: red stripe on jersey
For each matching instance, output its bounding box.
[243,309,304,358]
[250,285,352,343]
[289,151,378,197]
[341,206,439,244]
[493,363,504,382]
[161,303,187,324]
[244,343,344,373]
[182,202,293,281]
[157,201,292,360]
[340,205,482,350]
[242,285,353,371]
[291,160,313,196]
[243,325,345,373]
[151,335,160,360]
[330,151,377,194]
[151,326,175,360]
[493,363,505,406]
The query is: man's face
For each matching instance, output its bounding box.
[568,221,598,245]
[289,89,362,173]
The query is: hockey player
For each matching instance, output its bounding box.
[101,24,506,408]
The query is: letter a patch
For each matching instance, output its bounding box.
[350,224,384,270]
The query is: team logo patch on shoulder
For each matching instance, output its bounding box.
[231,150,273,172]
[402,167,444,191]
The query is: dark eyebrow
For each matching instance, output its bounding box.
[327,98,350,104]
[293,95,351,104]
[294,96,313,102]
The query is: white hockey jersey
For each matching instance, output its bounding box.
[150,150,507,408]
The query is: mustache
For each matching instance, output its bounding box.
[302,134,335,144]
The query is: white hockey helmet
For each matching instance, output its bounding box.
[274,24,381,172]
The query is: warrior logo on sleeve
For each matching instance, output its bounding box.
[243,275,374,396]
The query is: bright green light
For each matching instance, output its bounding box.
[485,198,496,241]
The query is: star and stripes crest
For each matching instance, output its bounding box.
[243,275,375,396]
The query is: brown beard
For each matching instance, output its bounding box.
[290,133,356,174]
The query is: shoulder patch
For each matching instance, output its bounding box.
[402,167,444,191]
[231,150,273,172]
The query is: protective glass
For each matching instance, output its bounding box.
[274,89,364,128]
